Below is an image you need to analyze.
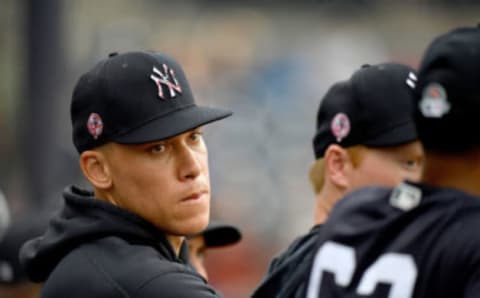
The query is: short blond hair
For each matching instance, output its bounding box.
[309,145,365,194]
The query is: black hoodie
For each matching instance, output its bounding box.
[20,186,220,298]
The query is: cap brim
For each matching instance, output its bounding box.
[364,121,418,147]
[111,105,232,144]
[203,224,242,247]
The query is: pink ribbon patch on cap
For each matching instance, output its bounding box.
[331,112,351,142]
[87,113,103,140]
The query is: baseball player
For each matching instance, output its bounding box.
[252,63,424,297]
[187,221,242,280]
[306,25,480,297]
[20,51,231,297]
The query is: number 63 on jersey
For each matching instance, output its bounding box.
[307,241,418,298]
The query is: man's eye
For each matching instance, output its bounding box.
[150,144,166,154]
[191,131,204,141]
[403,159,421,169]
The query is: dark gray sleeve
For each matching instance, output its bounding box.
[266,237,303,273]
[134,270,222,298]
[447,213,480,298]
[459,218,480,298]
[465,270,480,298]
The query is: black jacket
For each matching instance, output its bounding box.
[252,225,322,298]
[20,186,220,298]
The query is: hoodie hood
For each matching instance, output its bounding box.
[20,186,178,282]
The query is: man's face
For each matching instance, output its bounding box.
[102,127,210,236]
[188,236,208,280]
[349,140,424,190]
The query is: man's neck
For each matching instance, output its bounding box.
[313,186,344,225]
[423,151,480,196]
[166,235,184,256]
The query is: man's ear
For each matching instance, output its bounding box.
[323,144,353,190]
[79,150,112,190]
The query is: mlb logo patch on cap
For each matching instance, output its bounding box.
[419,83,451,118]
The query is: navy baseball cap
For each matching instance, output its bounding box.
[415,25,480,153]
[313,63,419,159]
[71,51,232,153]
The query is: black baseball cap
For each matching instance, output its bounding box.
[190,221,242,248]
[0,213,50,284]
[313,63,418,159]
[71,51,232,153]
[415,25,480,153]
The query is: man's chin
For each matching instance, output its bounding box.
[173,215,210,236]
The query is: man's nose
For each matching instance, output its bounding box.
[177,146,202,181]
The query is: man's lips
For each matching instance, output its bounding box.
[182,190,208,202]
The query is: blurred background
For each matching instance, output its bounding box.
[1,0,479,297]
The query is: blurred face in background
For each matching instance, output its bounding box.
[310,141,424,196]
[349,141,424,189]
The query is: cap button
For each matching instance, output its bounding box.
[108,52,119,58]
[361,63,371,68]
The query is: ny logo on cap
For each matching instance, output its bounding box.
[150,64,182,99]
